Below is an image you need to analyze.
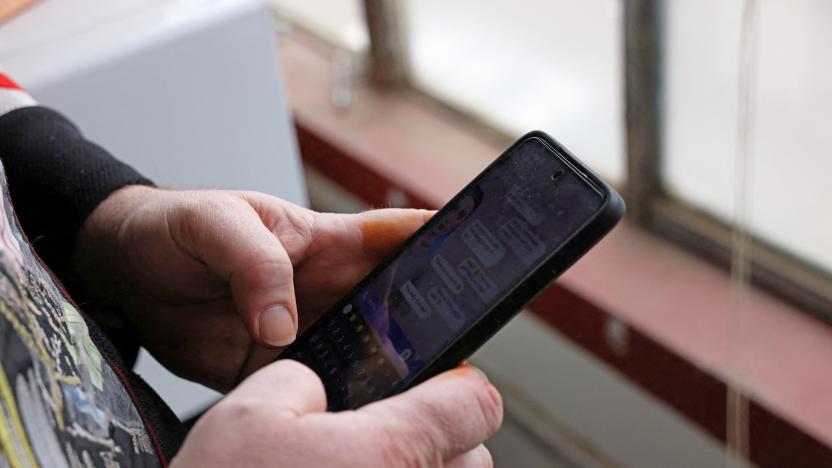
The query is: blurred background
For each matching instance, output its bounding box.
[2,0,831,466]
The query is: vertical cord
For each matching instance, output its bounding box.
[727,0,760,465]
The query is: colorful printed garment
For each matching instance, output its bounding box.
[0,73,182,466]
[0,161,165,467]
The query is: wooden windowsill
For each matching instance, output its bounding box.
[279,32,832,467]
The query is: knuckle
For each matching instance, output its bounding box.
[237,258,294,291]
[279,359,320,384]
[170,198,204,239]
[271,360,327,406]
[377,425,434,468]
[369,409,439,468]
[266,257,295,278]
[213,395,261,422]
[478,446,494,468]
[279,204,316,249]
[470,383,504,437]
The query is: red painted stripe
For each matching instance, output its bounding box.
[296,125,434,210]
[0,74,23,91]
[529,284,832,468]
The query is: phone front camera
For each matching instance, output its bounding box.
[551,170,564,182]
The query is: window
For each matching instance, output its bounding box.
[644,0,832,317]
[663,0,832,278]
[274,0,831,318]
[272,1,832,466]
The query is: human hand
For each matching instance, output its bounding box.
[172,360,502,468]
[74,185,432,391]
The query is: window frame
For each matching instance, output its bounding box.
[277,0,832,321]
[622,0,832,321]
[276,18,832,467]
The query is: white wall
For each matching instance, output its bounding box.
[0,0,307,418]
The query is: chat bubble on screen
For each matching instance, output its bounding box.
[431,254,465,294]
[400,280,433,320]
[498,217,546,266]
[457,257,498,303]
[506,191,545,226]
[461,219,506,267]
[427,286,465,331]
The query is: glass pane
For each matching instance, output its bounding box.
[403,0,625,181]
[663,0,832,274]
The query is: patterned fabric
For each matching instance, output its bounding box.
[0,160,163,467]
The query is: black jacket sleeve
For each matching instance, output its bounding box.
[0,106,188,455]
[0,106,154,280]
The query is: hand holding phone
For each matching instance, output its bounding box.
[173,360,502,467]
[279,131,624,410]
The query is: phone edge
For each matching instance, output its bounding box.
[397,130,625,391]
[278,130,626,408]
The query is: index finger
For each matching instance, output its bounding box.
[353,208,436,259]
[357,365,503,460]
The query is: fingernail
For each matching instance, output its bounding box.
[258,305,296,346]
[460,363,489,382]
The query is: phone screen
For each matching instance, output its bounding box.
[284,137,605,409]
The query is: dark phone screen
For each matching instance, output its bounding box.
[284,137,604,409]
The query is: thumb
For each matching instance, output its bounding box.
[178,196,298,346]
[227,359,326,419]
[359,365,502,459]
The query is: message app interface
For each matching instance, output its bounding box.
[287,138,603,409]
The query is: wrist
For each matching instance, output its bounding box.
[79,184,156,249]
[72,185,159,303]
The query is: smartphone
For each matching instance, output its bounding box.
[279,131,624,410]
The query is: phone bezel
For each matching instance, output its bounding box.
[279,130,625,408]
